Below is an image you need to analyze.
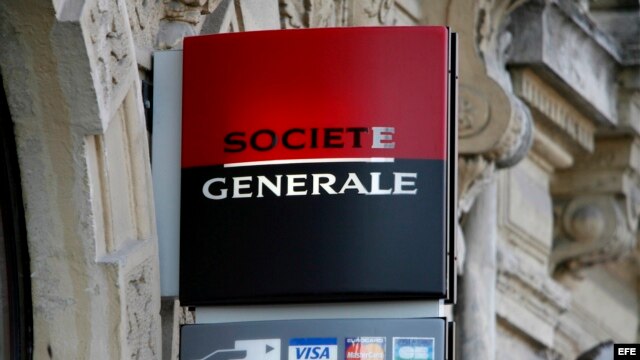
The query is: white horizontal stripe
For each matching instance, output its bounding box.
[224,157,395,168]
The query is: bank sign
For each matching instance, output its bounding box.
[180,27,456,305]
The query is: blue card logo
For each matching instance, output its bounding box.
[289,338,338,360]
[393,338,434,360]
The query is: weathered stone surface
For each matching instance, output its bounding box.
[280,0,346,29]
[81,0,139,132]
[512,69,596,155]
[161,299,195,360]
[157,0,222,49]
[508,1,619,126]
[279,0,419,29]
[235,0,280,30]
[498,158,554,266]
[457,155,495,272]
[496,245,570,347]
[125,0,165,69]
[423,2,536,358]
[0,0,161,358]
[89,86,155,257]
[125,258,160,360]
[554,266,637,358]
[551,194,637,271]
[567,0,639,66]
[550,137,640,271]
[424,0,534,167]
[496,323,553,360]
[616,68,640,135]
[200,0,239,34]
[530,129,574,172]
[457,181,497,360]
[348,0,397,26]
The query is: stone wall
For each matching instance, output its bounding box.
[0,0,160,358]
[0,0,637,359]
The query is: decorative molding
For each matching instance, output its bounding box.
[491,94,533,168]
[457,155,495,274]
[530,128,574,171]
[555,299,629,359]
[496,246,570,348]
[81,0,138,132]
[459,85,491,140]
[617,87,640,134]
[125,0,165,69]
[507,1,620,126]
[280,0,306,28]
[280,0,341,28]
[567,138,640,176]
[498,158,554,265]
[309,0,338,27]
[361,0,395,25]
[473,0,534,168]
[166,0,219,25]
[394,0,422,24]
[200,0,240,34]
[157,0,223,49]
[552,137,640,274]
[279,0,420,29]
[424,0,533,168]
[551,194,636,271]
[423,0,537,289]
[499,249,571,311]
[512,69,596,153]
[90,86,155,257]
[458,155,495,215]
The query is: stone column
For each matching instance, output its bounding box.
[422,2,534,359]
[457,180,497,360]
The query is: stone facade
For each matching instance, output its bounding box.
[0,0,638,359]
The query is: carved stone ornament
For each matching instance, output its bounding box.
[361,0,395,25]
[280,0,341,28]
[80,0,138,132]
[436,0,533,168]
[456,155,496,273]
[551,195,637,271]
[551,137,640,272]
[280,0,402,28]
[458,155,495,215]
[419,1,534,280]
[157,0,222,49]
[459,85,491,139]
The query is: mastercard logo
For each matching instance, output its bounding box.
[345,342,385,359]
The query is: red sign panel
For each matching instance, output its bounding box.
[182,27,448,168]
[180,27,454,305]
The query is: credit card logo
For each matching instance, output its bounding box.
[289,338,338,360]
[392,338,434,360]
[345,337,386,359]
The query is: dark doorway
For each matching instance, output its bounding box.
[0,73,33,358]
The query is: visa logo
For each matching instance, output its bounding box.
[295,347,331,359]
[288,338,337,360]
